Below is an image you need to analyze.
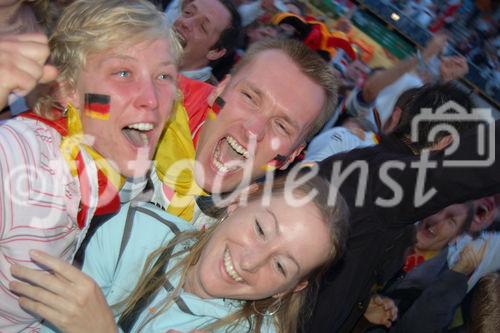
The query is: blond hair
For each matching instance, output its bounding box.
[36,0,182,117]
[231,38,339,143]
[468,272,500,332]
[118,174,349,332]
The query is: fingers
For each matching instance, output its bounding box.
[373,295,384,306]
[10,280,71,312]
[0,36,50,67]
[17,295,63,326]
[422,33,447,60]
[40,65,59,84]
[29,250,86,284]
[5,32,48,44]
[10,263,72,299]
[0,33,55,106]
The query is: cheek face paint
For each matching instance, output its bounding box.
[84,93,111,120]
[213,96,225,113]
[263,154,287,171]
[273,154,287,166]
[215,96,225,109]
[208,96,226,120]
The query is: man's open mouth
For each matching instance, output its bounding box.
[420,221,436,238]
[212,135,249,173]
[173,29,187,48]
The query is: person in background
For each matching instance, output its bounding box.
[172,0,241,83]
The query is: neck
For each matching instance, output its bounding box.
[180,58,210,72]
[414,247,425,256]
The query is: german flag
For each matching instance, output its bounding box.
[84,93,111,120]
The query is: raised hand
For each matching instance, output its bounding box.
[439,56,469,82]
[0,33,58,110]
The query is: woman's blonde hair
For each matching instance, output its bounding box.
[118,173,349,332]
[35,0,182,117]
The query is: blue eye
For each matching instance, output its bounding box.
[158,73,173,81]
[115,70,130,78]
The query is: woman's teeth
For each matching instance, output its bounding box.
[224,248,243,282]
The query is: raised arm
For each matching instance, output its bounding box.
[361,34,447,103]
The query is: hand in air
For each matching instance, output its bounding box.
[0,33,58,109]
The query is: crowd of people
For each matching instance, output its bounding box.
[0,0,499,333]
[387,0,500,101]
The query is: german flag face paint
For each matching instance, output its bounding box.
[84,93,111,120]
[261,154,287,171]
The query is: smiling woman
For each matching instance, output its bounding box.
[11,174,348,333]
[0,0,181,331]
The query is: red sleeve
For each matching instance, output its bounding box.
[178,75,216,145]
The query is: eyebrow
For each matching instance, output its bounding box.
[100,56,174,68]
[245,82,301,132]
[266,208,301,274]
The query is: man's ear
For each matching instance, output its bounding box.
[207,48,227,62]
[207,74,231,106]
[278,143,305,170]
[471,196,497,232]
[433,134,453,151]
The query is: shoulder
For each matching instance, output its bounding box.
[0,116,63,152]
[100,202,195,244]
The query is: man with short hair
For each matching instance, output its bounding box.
[173,0,241,83]
[153,38,338,220]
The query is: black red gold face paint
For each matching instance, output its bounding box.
[208,96,226,120]
[84,93,111,120]
[263,154,288,170]
[213,96,226,114]
[273,154,287,165]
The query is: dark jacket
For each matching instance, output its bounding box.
[370,249,468,333]
[304,121,500,333]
